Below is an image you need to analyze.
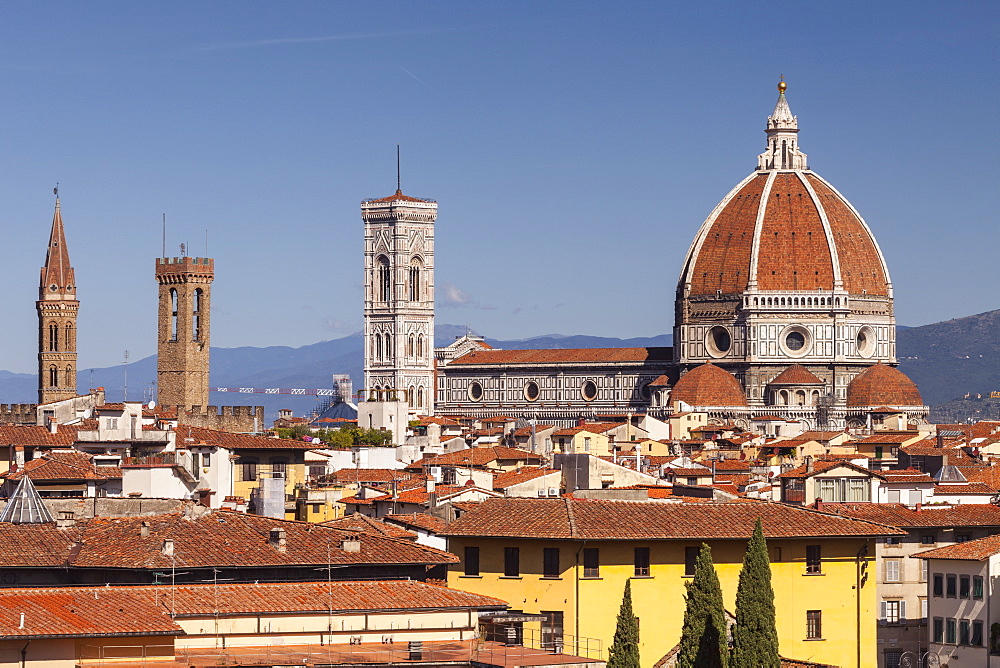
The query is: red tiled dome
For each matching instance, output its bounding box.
[681,172,889,297]
[768,364,824,385]
[846,364,923,407]
[670,363,748,407]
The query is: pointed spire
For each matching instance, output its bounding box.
[39,190,76,300]
[757,77,808,171]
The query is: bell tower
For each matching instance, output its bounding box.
[37,192,79,404]
[156,254,213,408]
[362,182,436,416]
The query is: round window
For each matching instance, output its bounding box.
[856,326,876,358]
[468,381,484,402]
[706,326,732,357]
[581,380,598,402]
[785,331,806,351]
[524,381,540,402]
[780,325,812,357]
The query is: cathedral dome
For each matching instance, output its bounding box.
[671,363,748,407]
[678,84,891,299]
[846,364,923,407]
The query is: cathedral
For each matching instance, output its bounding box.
[362,82,928,430]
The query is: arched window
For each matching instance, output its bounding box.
[374,333,383,362]
[408,385,416,407]
[409,257,422,302]
[49,365,58,387]
[796,390,806,406]
[376,256,392,302]
[407,334,414,357]
[417,334,424,359]
[169,289,178,340]
[385,333,393,360]
[64,323,74,351]
[417,386,425,408]
[48,322,59,351]
[192,288,203,341]
[65,365,74,390]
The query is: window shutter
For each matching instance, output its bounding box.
[900,600,906,621]
[880,601,886,618]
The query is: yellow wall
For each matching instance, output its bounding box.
[448,536,876,668]
[231,449,306,516]
[553,431,611,457]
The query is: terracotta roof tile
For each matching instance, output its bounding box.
[320,513,416,539]
[768,365,824,385]
[776,460,884,480]
[364,189,434,204]
[0,425,81,448]
[914,533,1000,561]
[3,451,119,482]
[846,364,923,407]
[0,587,180,638]
[443,498,903,540]
[670,363,748,407]
[425,446,542,468]
[820,503,1000,528]
[448,347,671,366]
[384,513,450,534]
[492,467,558,490]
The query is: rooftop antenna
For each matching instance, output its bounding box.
[179,242,186,257]
[205,229,209,256]
[162,214,166,257]
[122,350,129,401]
[54,183,59,199]
[396,144,401,193]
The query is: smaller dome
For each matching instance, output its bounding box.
[768,364,824,386]
[671,363,748,407]
[846,364,923,407]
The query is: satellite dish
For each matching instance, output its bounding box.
[147,400,157,410]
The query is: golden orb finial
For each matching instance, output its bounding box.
[777,74,787,93]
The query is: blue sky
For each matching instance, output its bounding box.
[0,1,996,374]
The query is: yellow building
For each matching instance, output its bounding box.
[444,497,902,668]
[551,427,612,457]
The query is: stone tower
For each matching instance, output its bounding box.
[37,195,79,404]
[362,188,436,415]
[156,255,213,408]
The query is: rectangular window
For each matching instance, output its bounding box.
[921,559,929,583]
[885,536,901,546]
[584,437,591,452]
[960,574,970,599]
[921,534,937,545]
[583,548,599,578]
[543,547,560,578]
[959,620,970,646]
[972,620,984,646]
[885,559,901,582]
[946,618,956,644]
[956,533,971,543]
[932,617,944,643]
[920,597,928,621]
[464,546,480,577]
[634,547,651,577]
[684,546,699,576]
[946,574,957,598]
[806,545,822,574]
[806,610,822,639]
[202,452,211,467]
[272,459,287,474]
[933,573,943,597]
[541,611,564,650]
[504,547,520,577]
[973,575,984,599]
[242,460,258,482]
[884,600,901,624]
[884,651,902,668]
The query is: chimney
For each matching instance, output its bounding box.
[269,527,287,552]
[915,503,922,513]
[140,521,150,538]
[48,418,58,434]
[56,510,76,528]
[937,431,944,448]
[815,498,824,512]
[341,532,361,553]
[161,539,175,557]
[576,416,585,427]
[805,456,814,473]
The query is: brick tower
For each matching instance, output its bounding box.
[37,194,79,404]
[362,187,436,416]
[156,255,213,408]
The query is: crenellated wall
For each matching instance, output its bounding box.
[169,405,265,433]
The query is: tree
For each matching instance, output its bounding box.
[677,543,728,668]
[607,579,640,668]
[730,519,780,668]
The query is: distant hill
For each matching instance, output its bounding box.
[1,312,995,423]
[897,309,1000,407]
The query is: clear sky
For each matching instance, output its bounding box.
[0,1,996,374]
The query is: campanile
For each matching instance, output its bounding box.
[156,255,213,408]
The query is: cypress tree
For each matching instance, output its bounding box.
[677,543,728,668]
[607,579,640,668]
[730,519,780,668]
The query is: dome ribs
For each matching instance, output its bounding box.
[805,174,888,296]
[757,173,833,291]
[689,174,767,295]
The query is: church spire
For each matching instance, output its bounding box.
[757,77,808,171]
[39,190,76,300]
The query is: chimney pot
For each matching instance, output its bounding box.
[140,521,150,538]
[49,419,58,434]
[269,528,287,552]
[815,498,824,512]
[56,511,76,528]
[915,503,922,513]
[341,533,361,553]
[161,539,175,557]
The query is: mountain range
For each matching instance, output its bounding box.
[1,311,996,423]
